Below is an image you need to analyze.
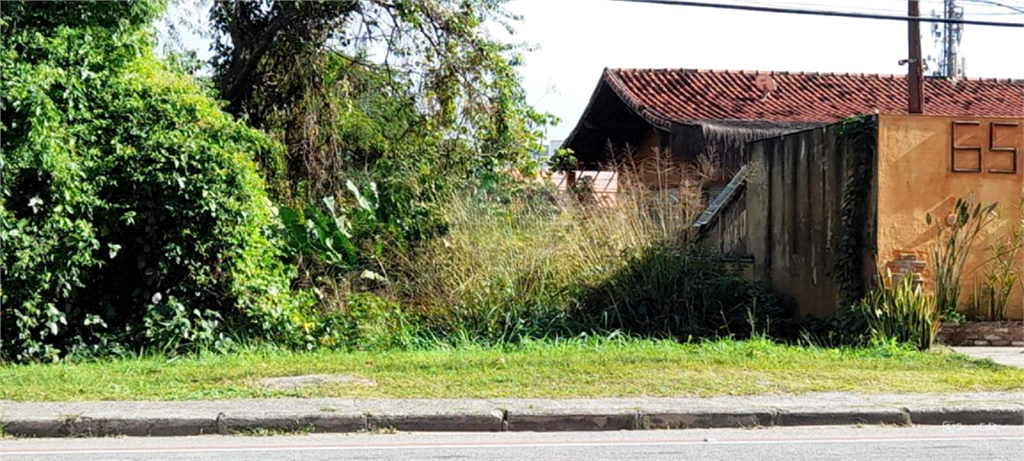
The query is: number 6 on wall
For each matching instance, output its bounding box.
[951,120,982,173]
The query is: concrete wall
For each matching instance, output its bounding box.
[745,124,875,319]
[876,114,1024,320]
[703,186,748,257]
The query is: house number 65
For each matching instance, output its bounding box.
[952,120,1020,175]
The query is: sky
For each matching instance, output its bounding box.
[500,0,1024,142]
[160,0,1024,143]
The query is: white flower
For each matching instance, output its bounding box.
[28,196,44,213]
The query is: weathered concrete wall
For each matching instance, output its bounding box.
[745,124,875,319]
[704,187,748,257]
[876,115,1023,320]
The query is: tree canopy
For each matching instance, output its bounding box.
[208,0,551,204]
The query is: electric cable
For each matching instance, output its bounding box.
[605,0,1024,26]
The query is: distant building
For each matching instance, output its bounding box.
[546,139,564,158]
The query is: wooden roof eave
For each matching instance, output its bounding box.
[561,68,672,153]
[601,68,676,129]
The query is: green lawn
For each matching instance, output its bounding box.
[2,338,1020,401]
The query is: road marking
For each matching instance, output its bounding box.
[2,434,1022,456]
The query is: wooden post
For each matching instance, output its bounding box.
[908,1,924,114]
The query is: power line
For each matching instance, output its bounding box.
[877,0,1024,15]
[743,0,932,16]
[751,0,1023,17]
[961,0,1024,14]
[607,0,1024,27]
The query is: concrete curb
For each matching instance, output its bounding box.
[906,408,1024,426]
[3,407,1021,437]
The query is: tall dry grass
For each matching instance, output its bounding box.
[386,147,780,344]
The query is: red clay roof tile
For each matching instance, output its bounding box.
[602,68,1024,127]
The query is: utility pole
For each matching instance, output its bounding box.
[944,0,956,76]
[930,0,966,77]
[945,0,965,77]
[908,1,924,114]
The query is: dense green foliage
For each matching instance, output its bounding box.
[0,1,316,361]
[585,244,781,340]
[204,1,556,325]
[800,274,941,350]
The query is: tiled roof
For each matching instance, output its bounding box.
[603,68,1024,127]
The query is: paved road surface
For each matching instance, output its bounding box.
[3,425,1021,461]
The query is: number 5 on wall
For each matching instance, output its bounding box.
[989,121,1019,175]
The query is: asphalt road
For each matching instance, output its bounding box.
[3,425,1022,461]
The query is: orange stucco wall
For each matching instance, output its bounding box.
[876,114,1024,320]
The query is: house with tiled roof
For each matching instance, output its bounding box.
[562,68,1023,321]
[562,68,1023,188]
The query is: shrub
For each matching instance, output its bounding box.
[800,272,940,351]
[339,293,417,350]
[585,243,781,340]
[0,2,313,361]
[279,180,383,275]
[854,273,940,350]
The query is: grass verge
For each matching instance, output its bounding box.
[2,338,1020,401]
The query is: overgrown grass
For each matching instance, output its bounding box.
[383,154,779,345]
[2,337,1019,402]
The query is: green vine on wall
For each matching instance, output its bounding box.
[833,115,878,310]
